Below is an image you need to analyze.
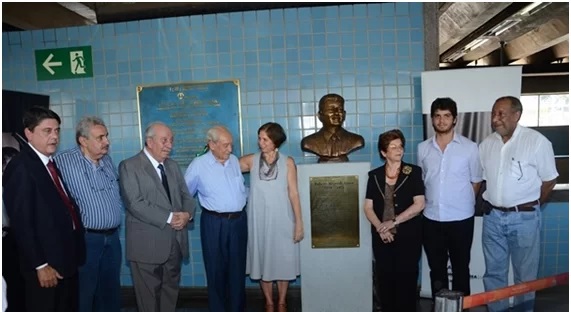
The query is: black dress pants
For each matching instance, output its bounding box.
[23,270,78,312]
[2,230,26,312]
[422,215,474,298]
[373,219,422,312]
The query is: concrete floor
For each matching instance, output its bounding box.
[121,285,569,311]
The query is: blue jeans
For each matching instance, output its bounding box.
[482,207,541,312]
[79,230,122,312]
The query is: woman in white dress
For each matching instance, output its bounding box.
[239,122,304,312]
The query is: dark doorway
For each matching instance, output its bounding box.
[2,90,50,146]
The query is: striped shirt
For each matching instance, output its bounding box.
[54,146,123,229]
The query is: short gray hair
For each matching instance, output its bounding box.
[206,125,231,143]
[76,116,106,145]
[144,121,168,146]
[495,96,523,113]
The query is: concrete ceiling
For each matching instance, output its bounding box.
[2,2,569,70]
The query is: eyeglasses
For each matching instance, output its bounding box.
[388,144,403,150]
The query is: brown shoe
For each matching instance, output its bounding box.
[265,304,274,312]
[277,303,287,312]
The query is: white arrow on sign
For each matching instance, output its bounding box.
[43,53,62,75]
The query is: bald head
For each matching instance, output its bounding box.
[145,122,173,162]
[206,125,232,143]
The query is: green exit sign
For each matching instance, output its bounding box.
[35,46,93,81]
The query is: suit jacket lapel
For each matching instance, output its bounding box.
[375,163,410,197]
[139,152,170,203]
[394,163,410,193]
[25,146,62,196]
[373,165,387,199]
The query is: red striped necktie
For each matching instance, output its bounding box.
[47,160,80,229]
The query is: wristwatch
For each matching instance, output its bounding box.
[393,218,399,228]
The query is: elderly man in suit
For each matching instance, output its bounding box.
[119,121,195,312]
[3,106,86,312]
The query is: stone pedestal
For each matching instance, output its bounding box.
[298,162,372,312]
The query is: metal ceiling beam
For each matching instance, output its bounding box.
[438,2,453,16]
[504,18,569,61]
[85,2,352,24]
[2,2,93,30]
[439,2,512,54]
[552,40,570,60]
[514,45,560,65]
[58,2,97,24]
[439,2,531,62]
[462,3,569,64]
[474,47,510,66]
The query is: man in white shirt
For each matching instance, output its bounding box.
[418,98,482,299]
[479,96,558,312]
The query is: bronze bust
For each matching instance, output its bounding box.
[301,93,365,163]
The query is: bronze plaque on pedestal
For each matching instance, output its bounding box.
[310,175,360,248]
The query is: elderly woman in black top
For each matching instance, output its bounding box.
[364,129,425,312]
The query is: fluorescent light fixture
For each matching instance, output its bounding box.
[487,19,521,37]
[465,38,489,51]
[519,2,546,15]
[445,50,467,62]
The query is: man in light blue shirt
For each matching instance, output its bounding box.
[417,98,482,299]
[55,116,123,312]
[184,125,248,312]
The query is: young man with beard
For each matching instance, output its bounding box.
[55,116,123,312]
[417,98,483,299]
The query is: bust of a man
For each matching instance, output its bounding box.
[301,93,365,163]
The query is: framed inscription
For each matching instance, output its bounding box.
[136,80,242,170]
[310,175,360,248]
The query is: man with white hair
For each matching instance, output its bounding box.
[185,126,248,312]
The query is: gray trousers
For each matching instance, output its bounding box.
[130,241,182,312]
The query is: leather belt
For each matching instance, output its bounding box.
[489,200,539,213]
[86,227,119,235]
[202,208,243,219]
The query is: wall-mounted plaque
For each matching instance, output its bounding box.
[137,80,242,170]
[310,175,360,248]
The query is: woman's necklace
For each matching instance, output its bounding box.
[385,166,400,179]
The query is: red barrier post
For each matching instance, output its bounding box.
[463,273,569,309]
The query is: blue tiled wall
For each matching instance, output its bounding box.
[539,202,569,278]
[2,2,567,288]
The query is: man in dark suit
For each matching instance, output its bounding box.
[119,121,195,312]
[3,106,86,312]
[2,146,26,312]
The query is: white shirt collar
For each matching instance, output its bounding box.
[28,143,52,166]
[494,124,522,142]
[143,147,162,168]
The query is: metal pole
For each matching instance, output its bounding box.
[434,289,464,312]
[499,41,506,66]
